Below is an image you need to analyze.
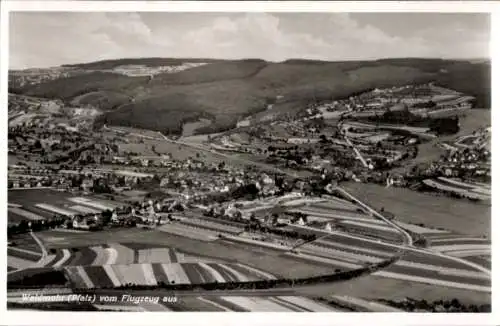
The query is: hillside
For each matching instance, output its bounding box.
[10,58,491,135]
[18,72,148,102]
[61,57,223,70]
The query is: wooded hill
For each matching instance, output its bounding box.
[10,58,490,135]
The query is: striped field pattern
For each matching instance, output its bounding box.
[329,295,403,312]
[8,241,277,289]
[64,262,276,288]
[90,295,342,312]
[8,189,125,224]
[196,296,338,312]
[12,243,212,269]
[7,233,44,272]
[8,207,45,220]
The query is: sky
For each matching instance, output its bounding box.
[9,12,490,69]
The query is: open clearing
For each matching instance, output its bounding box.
[447,109,490,139]
[341,182,490,237]
[394,109,490,173]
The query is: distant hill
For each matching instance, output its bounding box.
[61,57,223,70]
[9,57,491,135]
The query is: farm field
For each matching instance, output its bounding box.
[8,189,125,223]
[6,286,397,312]
[7,248,42,271]
[461,256,491,270]
[180,132,224,144]
[8,223,491,309]
[422,180,490,202]
[174,211,492,290]
[33,228,335,279]
[413,140,446,166]
[119,140,205,162]
[283,196,379,224]
[458,109,491,135]
[341,182,490,237]
[65,262,276,289]
[178,218,244,235]
[432,177,479,191]
[295,275,490,306]
[327,295,403,312]
[9,233,42,253]
[52,293,343,312]
[7,233,45,272]
[8,186,491,308]
[282,216,490,289]
[440,109,490,142]
[290,206,372,221]
[117,135,271,172]
[190,295,338,312]
[109,126,237,165]
[290,236,489,290]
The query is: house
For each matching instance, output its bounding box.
[73,217,89,230]
[111,211,119,222]
[112,156,128,164]
[260,173,274,185]
[81,178,94,191]
[273,214,290,225]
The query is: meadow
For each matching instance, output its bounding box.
[342,182,490,237]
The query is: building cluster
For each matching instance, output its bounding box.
[160,165,281,202]
[297,83,474,121]
[9,125,117,166]
[434,148,491,180]
[9,67,73,87]
[8,164,147,192]
[9,95,99,135]
[110,63,208,77]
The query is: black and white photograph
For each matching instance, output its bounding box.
[3,1,494,318]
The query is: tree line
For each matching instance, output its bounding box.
[378,297,491,313]
[8,216,68,239]
[360,109,460,135]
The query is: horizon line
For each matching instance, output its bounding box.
[9,55,491,71]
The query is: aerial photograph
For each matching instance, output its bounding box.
[6,11,491,312]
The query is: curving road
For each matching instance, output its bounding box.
[104,124,490,277]
[333,187,490,276]
[8,232,48,275]
[9,125,489,310]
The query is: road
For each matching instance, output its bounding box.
[7,232,47,276]
[7,125,491,308]
[333,187,412,246]
[9,187,55,191]
[104,124,491,277]
[333,186,490,276]
[343,135,370,169]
